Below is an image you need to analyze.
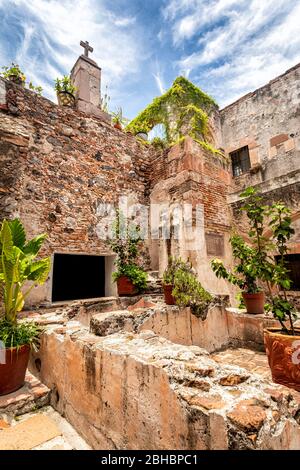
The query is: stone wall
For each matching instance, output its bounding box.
[221,63,300,194]
[89,302,280,353]
[1,62,300,305]
[29,317,300,450]
[149,137,233,296]
[0,78,151,304]
[221,64,300,282]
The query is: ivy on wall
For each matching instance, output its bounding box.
[126,76,222,155]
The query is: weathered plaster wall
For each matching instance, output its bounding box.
[0,78,151,304]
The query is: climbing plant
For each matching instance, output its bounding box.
[126,76,220,154]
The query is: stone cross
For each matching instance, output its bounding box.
[80,40,93,58]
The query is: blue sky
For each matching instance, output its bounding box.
[0,0,300,119]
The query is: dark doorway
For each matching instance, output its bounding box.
[276,254,300,291]
[52,254,105,302]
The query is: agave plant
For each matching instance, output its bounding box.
[0,219,50,324]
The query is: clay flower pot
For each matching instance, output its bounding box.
[242,291,265,314]
[0,344,30,396]
[114,122,122,130]
[163,284,176,305]
[117,276,138,296]
[57,91,75,108]
[264,328,300,392]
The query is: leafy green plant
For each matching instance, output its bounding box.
[126,76,219,154]
[108,211,147,291]
[0,319,42,349]
[212,187,273,294]
[150,137,168,150]
[54,76,76,95]
[163,257,193,285]
[211,187,297,334]
[112,264,147,291]
[0,219,50,348]
[28,81,43,95]
[1,63,43,95]
[172,269,212,317]
[1,63,26,82]
[265,203,296,334]
[211,234,263,294]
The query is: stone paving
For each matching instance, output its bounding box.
[212,348,272,381]
[0,407,90,450]
[0,372,90,450]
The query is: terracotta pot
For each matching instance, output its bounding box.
[163,284,176,305]
[242,291,265,314]
[264,328,300,392]
[114,122,122,130]
[57,91,75,108]
[117,276,138,296]
[0,344,30,396]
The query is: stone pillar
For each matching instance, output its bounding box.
[70,55,110,121]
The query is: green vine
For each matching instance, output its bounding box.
[126,76,218,152]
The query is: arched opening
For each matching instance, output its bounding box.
[148,124,167,142]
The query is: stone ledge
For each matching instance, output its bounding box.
[30,325,300,450]
[0,372,50,419]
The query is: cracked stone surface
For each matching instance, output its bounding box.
[28,317,300,450]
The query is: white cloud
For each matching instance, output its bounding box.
[163,0,300,106]
[1,0,142,102]
[113,17,136,27]
[153,72,166,94]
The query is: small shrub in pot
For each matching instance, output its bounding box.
[108,211,147,296]
[162,257,193,305]
[55,76,76,107]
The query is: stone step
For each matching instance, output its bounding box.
[0,372,50,419]
[90,297,160,337]
[146,270,160,280]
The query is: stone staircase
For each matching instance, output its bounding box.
[144,270,163,296]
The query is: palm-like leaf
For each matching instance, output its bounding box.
[0,220,13,260]
[8,219,26,249]
[27,258,51,284]
[0,219,50,322]
[23,234,47,256]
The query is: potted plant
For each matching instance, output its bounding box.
[172,268,212,317]
[263,203,300,391]
[109,211,147,296]
[162,257,194,305]
[1,63,26,85]
[111,107,128,130]
[55,76,76,107]
[0,219,50,395]
[211,188,273,314]
[211,235,265,314]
